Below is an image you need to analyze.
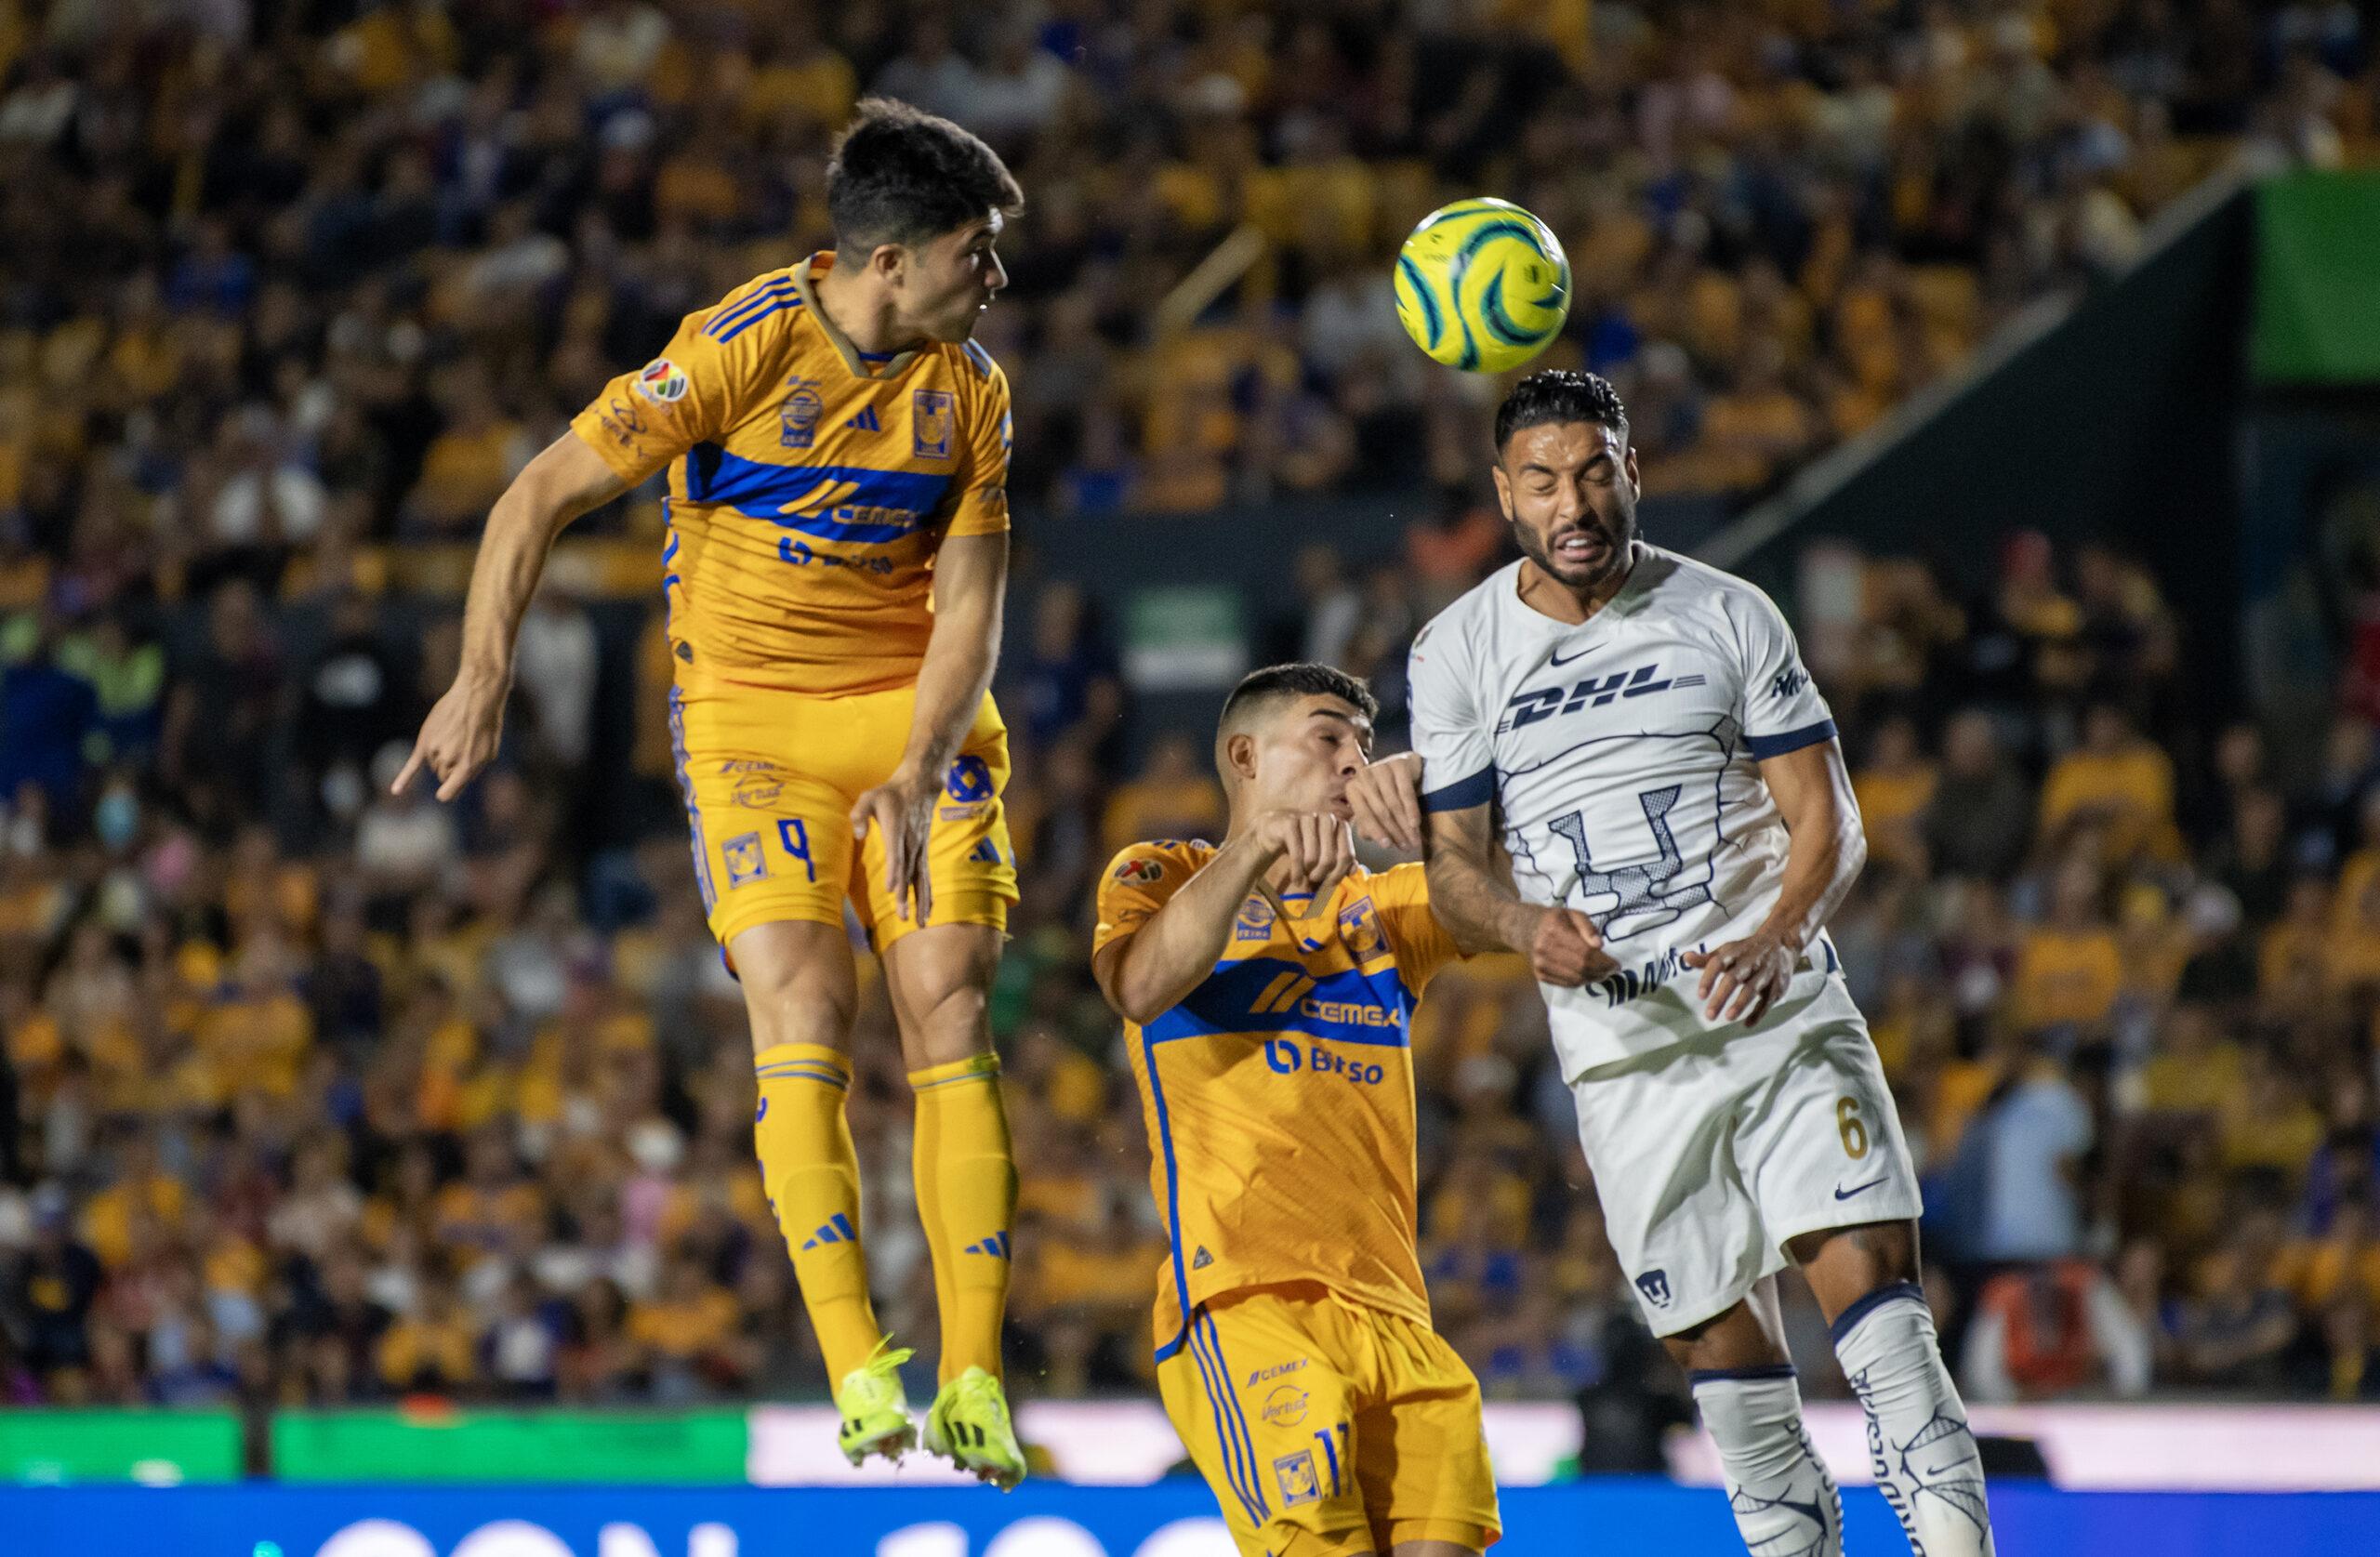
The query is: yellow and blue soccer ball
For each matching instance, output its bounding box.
[1393,198,1571,374]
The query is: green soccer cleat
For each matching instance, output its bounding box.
[923,1366,1026,1489]
[835,1341,918,1467]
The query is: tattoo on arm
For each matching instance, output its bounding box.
[1422,805,1537,955]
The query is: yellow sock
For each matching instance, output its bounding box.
[909,1053,1016,1383]
[754,1043,885,1384]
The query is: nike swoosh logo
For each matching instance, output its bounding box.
[1833,1175,1888,1200]
[1550,644,1594,666]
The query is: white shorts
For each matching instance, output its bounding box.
[1567,974,1923,1337]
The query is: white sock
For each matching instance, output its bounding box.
[1831,1281,1995,1556]
[1690,1366,1844,1557]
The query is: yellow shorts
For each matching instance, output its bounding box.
[667,680,1018,954]
[1157,1283,1501,1557]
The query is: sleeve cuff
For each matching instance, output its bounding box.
[1421,767,1495,812]
[1745,719,1837,760]
[570,416,667,487]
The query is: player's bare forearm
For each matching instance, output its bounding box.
[456,431,630,686]
[1752,738,1866,952]
[896,531,1007,785]
[394,432,628,798]
[1424,804,1613,984]
[1421,806,1540,956]
[1094,833,1283,1024]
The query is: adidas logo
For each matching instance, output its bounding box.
[964,1232,1012,1259]
[845,405,881,431]
[1193,1246,1214,1270]
[800,1212,857,1249]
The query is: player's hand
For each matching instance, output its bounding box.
[1250,810,1357,903]
[1527,905,1616,987]
[852,767,939,925]
[1345,752,1424,854]
[1683,931,1797,1026]
[391,670,508,802]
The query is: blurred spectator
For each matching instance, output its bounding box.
[297,593,411,808]
[0,625,96,819]
[1925,709,2035,880]
[1968,1035,2096,1265]
[2039,701,2181,864]
[1101,732,1226,856]
[514,590,601,770]
[1008,581,1120,758]
[1854,715,1937,872]
[1963,1259,2153,1402]
[2012,863,2123,1037]
[2177,1222,2297,1392]
[7,1187,100,1380]
[377,1268,478,1395]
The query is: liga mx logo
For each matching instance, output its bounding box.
[913,388,955,458]
[635,357,687,404]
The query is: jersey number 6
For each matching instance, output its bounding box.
[1836,1096,1869,1160]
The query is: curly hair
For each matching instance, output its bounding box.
[1493,369,1631,452]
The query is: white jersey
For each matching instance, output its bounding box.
[1408,542,1842,1077]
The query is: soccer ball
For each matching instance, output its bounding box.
[1393,198,1572,374]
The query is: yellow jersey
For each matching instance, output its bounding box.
[570,252,1012,697]
[1093,840,1461,1360]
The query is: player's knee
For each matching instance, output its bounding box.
[730,924,859,1051]
[1662,1300,1789,1376]
[1792,1218,1922,1308]
[885,927,999,1066]
[899,978,992,1070]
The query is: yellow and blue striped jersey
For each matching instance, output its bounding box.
[570,252,1012,697]
[1094,840,1462,1358]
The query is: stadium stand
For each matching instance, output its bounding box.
[1,0,2376,1420]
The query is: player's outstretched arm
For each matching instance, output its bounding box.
[1422,804,1611,983]
[1093,814,1350,1025]
[392,431,628,801]
[853,530,1009,927]
[1683,736,1866,1025]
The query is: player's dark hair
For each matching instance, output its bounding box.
[1494,368,1630,452]
[1221,664,1380,731]
[827,99,1024,251]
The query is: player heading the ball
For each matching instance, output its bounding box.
[1394,368,1997,1557]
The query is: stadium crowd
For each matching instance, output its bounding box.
[0,0,2377,1429]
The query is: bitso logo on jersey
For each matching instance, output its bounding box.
[635,358,688,404]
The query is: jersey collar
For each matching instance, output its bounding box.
[791,252,924,381]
